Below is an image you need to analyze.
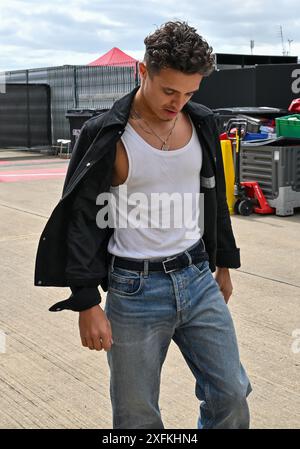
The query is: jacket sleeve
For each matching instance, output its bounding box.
[212,115,241,269]
[49,122,104,313]
[48,286,101,312]
[49,171,107,312]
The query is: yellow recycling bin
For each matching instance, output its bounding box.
[220,139,235,215]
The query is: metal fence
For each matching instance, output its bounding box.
[5,64,138,145]
[0,84,51,148]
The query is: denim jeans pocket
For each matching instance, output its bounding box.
[191,259,210,276]
[108,266,143,296]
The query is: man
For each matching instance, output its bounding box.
[34,21,252,429]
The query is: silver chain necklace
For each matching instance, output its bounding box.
[130,108,178,151]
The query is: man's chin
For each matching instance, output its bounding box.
[158,111,178,121]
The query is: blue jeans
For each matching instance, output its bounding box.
[105,254,252,429]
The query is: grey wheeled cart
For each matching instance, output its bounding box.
[240,139,300,216]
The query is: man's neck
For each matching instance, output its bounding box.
[132,90,155,121]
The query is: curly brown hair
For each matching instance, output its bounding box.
[144,21,215,77]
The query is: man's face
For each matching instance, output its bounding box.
[139,63,203,121]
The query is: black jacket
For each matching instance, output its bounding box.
[34,86,240,312]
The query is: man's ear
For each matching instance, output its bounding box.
[139,61,147,80]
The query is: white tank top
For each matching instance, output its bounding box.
[107,116,203,258]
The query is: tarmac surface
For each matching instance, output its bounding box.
[0,149,299,429]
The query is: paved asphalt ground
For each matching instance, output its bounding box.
[0,149,299,429]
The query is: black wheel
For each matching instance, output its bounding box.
[238,199,253,216]
[234,199,241,214]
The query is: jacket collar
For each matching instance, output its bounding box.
[101,85,213,129]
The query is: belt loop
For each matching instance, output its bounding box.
[143,260,149,278]
[184,250,192,266]
[110,255,115,273]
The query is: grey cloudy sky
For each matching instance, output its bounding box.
[0,0,299,71]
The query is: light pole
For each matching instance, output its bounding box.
[287,39,293,55]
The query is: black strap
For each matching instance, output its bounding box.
[109,239,209,273]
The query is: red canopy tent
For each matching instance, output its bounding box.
[88,47,138,68]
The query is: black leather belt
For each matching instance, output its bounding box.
[108,239,209,274]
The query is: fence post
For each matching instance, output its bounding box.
[73,66,78,108]
[26,69,31,148]
[135,61,139,87]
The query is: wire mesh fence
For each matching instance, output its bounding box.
[4,64,138,145]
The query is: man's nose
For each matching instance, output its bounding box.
[171,96,187,111]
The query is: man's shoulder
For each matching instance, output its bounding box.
[82,87,138,139]
[83,110,110,139]
[185,100,214,119]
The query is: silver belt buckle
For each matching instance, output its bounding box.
[162,256,178,274]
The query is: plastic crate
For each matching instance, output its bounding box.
[243,132,268,141]
[275,114,300,138]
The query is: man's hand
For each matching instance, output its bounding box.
[79,305,113,351]
[214,267,233,303]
